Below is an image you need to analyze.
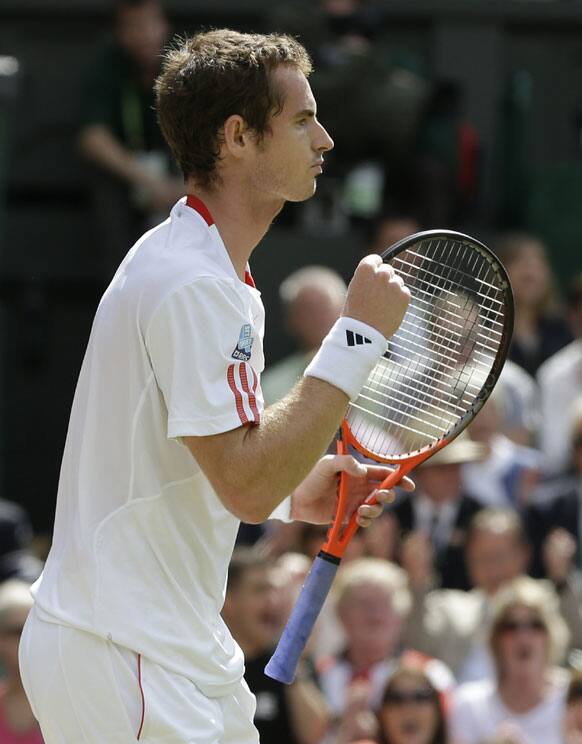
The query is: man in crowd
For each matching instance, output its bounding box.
[388,434,486,590]
[402,507,582,682]
[222,548,329,744]
[78,0,184,275]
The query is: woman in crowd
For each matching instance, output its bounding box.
[450,576,568,744]
[337,658,448,744]
[495,232,572,377]
[325,559,453,744]
[376,662,448,744]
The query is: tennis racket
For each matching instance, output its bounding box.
[265,229,514,684]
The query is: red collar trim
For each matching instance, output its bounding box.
[186,194,214,226]
[244,269,256,289]
[185,194,256,289]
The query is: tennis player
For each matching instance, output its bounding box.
[19,29,411,743]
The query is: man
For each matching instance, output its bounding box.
[526,398,582,579]
[78,0,184,275]
[537,273,582,476]
[388,434,486,590]
[19,30,411,743]
[318,558,453,741]
[222,548,329,744]
[261,265,347,406]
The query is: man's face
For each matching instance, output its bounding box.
[116,1,169,71]
[338,582,403,657]
[287,286,343,350]
[467,530,528,595]
[249,65,334,204]
[224,567,281,652]
[414,464,462,504]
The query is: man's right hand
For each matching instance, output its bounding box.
[343,254,410,338]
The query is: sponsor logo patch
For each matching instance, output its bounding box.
[232,323,254,361]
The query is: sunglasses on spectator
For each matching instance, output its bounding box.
[383,689,435,705]
[497,618,546,633]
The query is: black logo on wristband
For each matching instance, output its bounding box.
[346,330,372,347]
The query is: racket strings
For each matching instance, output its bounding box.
[348,237,508,459]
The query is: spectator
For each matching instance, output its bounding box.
[319,558,453,730]
[0,500,42,585]
[403,508,530,682]
[525,399,582,581]
[495,232,572,378]
[404,507,582,682]
[415,79,481,227]
[537,274,582,476]
[374,662,448,744]
[78,0,183,276]
[366,214,421,257]
[450,576,569,744]
[388,434,487,590]
[495,360,539,447]
[0,580,43,743]
[270,0,429,222]
[222,548,330,744]
[463,392,542,509]
[565,669,582,744]
[261,266,347,406]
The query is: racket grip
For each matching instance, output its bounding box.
[265,552,339,684]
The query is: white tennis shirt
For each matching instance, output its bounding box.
[31,195,267,697]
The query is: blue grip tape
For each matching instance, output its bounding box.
[265,553,339,684]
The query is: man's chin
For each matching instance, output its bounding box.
[286,180,318,203]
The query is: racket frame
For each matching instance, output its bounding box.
[322,229,514,559]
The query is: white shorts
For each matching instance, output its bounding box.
[19,606,259,744]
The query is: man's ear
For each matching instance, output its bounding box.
[222,114,253,159]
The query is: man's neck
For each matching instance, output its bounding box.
[188,180,285,281]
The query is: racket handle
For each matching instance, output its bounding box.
[265,552,339,684]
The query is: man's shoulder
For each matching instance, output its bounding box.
[116,208,243,318]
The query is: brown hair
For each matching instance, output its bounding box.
[379,664,447,744]
[154,29,312,188]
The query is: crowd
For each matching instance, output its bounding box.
[223,232,582,743]
[0,0,581,743]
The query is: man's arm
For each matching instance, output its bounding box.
[184,256,410,523]
[184,375,347,523]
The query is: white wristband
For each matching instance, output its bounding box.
[268,495,293,523]
[304,316,387,402]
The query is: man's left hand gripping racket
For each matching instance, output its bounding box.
[265,229,514,684]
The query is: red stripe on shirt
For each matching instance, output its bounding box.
[240,363,260,423]
[136,654,145,740]
[186,194,214,226]
[227,364,249,424]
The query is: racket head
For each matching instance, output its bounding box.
[345,229,514,464]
